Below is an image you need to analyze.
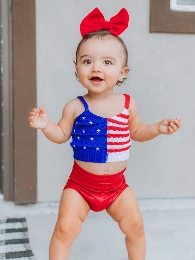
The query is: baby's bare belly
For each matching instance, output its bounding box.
[75,160,128,175]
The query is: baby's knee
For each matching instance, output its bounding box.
[130,214,145,237]
[54,217,82,241]
[119,212,145,239]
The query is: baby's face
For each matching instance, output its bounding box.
[76,37,128,94]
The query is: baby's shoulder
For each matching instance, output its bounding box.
[65,97,82,107]
[63,97,85,118]
[128,96,138,115]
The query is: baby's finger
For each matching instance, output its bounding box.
[174,118,181,128]
[28,116,34,122]
[29,121,35,128]
[29,111,35,116]
[31,108,39,113]
[39,107,47,114]
[164,118,174,127]
[169,122,178,132]
[168,125,174,134]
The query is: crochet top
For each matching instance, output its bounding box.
[70,94,131,163]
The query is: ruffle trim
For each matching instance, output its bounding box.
[107,150,129,162]
[73,149,130,163]
[74,150,107,163]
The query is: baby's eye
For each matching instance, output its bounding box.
[83,59,92,64]
[104,60,112,65]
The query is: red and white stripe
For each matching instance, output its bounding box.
[107,108,131,162]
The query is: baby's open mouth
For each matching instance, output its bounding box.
[90,77,103,82]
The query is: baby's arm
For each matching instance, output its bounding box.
[129,98,181,142]
[28,100,76,144]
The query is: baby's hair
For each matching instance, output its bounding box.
[75,30,129,85]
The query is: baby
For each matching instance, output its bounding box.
[28,8,181,260]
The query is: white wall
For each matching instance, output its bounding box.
[36,0,195,201]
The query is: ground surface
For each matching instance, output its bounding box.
[1,197,195,260]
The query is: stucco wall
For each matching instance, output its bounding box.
[36,0,195,201]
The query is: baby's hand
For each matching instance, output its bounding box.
[158,117,181,135]
[28,107,49,130]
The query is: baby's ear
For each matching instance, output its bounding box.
[121,66,129,77]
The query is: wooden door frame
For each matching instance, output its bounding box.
[1,0,37,203]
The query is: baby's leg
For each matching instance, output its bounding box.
[106,187,146,260]
[49,188,90,260]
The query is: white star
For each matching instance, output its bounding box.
[97,129,101,133]
[82,117,86,120]
[76,122,78,124]
[89,121,93,124]
[83,130,85,133]
[73,145,75,147]
[90,137,94,141]
[77,136,80,140]
[96,147,100,150]
[83,146,86,149]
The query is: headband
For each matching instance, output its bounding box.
[80,8,130,37]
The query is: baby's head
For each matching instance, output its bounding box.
[75,30,129,85]
[75,8,130,87]
[76,30,128,67]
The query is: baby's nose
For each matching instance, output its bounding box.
[92,62,101,72]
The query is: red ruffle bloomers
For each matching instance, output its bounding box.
[64,161,129,212]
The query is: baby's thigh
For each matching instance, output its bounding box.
[107,188,144,237]
[106,187,141,223]
[52,189,90,242]
[56,188,90,232]
[57,188,90,226]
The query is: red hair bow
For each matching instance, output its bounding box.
[80,8,130,37]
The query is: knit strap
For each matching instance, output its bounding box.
[123,94,130,109]
[77,96,89,110]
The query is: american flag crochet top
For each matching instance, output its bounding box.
[70,94,131,163]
